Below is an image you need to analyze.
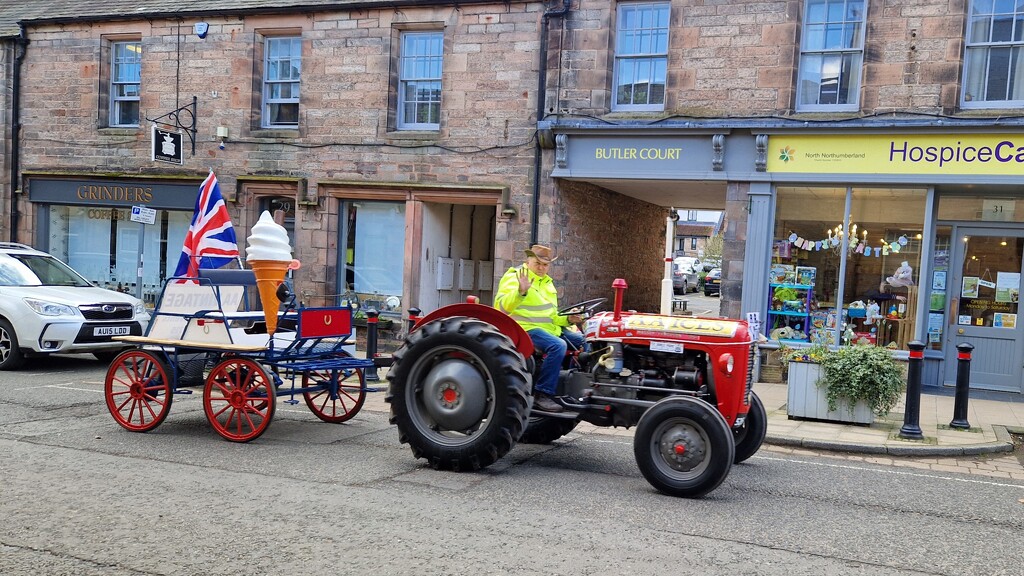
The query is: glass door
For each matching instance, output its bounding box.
[944,228,1024,392]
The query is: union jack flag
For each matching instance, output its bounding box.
[173,170,239,279]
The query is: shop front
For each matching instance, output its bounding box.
[26,175,200,306]
[763,133,1024,393]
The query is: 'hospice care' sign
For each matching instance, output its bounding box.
[767,134,1024,176]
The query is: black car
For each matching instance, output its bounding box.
[703,268,721,296]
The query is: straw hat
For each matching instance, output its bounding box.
[525,244,557,264]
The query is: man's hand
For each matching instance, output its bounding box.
[517,267,532,296]
[567,314,584,325]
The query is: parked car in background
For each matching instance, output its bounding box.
[700,257,722,272]
[0,243,149,370]
[672,259,699,294]
[703,268,722,296]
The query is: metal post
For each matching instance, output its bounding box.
[365,309,379,382]
[407,307,421,334]
[898,340,925,440]
[949,342,974,429]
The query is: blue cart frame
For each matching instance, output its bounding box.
[102,268,377,442]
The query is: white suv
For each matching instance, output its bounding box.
[0,243,150,370]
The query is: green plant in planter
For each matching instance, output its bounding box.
[818,344,904,416]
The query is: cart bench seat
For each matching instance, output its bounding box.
[114,335,268,352]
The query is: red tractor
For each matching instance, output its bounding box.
[385,279,765,498]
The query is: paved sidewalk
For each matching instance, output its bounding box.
[361,373,1022,457]
[755,382,1022,456]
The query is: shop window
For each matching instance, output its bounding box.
[47,205,190,305]
[340,201,406,315]
[398,31,443,130]
[109,40,141,127]
[613,2,669,111]
[796,0,865,112]
[770,187,926,350]
[262,36,301,128]
[963,0,1024,108]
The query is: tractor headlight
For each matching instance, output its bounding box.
[718,353,735,375]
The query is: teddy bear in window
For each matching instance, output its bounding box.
[886,260,915,288]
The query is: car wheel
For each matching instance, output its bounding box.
[704,290,711,297]
[0,318,27,371]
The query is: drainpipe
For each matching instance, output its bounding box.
[531,0,571,244]
[8,26,28,242]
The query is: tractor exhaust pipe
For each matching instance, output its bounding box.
[612,278,628,321]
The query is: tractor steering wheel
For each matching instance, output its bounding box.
[558,297,607,317]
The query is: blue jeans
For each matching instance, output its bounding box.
[527,328,585,396]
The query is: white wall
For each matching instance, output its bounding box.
[418,203,496,314]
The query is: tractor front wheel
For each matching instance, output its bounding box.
[386,316,531,471]
[732,391,767,464]
[633,396,734,498]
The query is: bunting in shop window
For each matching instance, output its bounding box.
[173,170,239,280]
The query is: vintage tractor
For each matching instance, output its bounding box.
[385,279,765,498]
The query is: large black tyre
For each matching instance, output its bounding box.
[0,318,26,371]
[633,396,735,498]
[732,391,767,464]
[519,416,579,444]
[386,316,531,471]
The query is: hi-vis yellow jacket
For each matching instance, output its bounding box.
[494,265,570,337]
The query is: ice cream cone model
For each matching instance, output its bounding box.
[246,211,298,335]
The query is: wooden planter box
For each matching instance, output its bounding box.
[786,361,874,425]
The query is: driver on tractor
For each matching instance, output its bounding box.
[494,244,583,413]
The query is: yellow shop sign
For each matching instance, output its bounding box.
[767,134,1024,175]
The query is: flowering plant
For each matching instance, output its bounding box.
[779,343,829,367]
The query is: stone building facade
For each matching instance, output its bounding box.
[537,0,1024,392]
[7,1,666,320]
[6,1,1024,393]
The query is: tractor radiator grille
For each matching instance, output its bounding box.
[745,343,755,405]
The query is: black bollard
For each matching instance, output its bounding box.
[407,307,421,334]
[898,341,925,440]
[949,342,974,429]
[365,308,380,382]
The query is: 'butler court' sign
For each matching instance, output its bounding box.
[152,126,184,165]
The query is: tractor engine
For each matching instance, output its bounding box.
[562,341,711,428]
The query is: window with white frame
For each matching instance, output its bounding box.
[613,2,669,111]
[797,0,865,111]
[398,31,443,130]
[263,37,301,128]
[110,41,141,127]
[963,0,1024,107]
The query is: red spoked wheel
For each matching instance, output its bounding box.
[203,357,275,442]
[301,363,366,423]
[104,349,173,432]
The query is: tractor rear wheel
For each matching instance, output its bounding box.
[633,396,734,498]
[732,391,767,464]
[519,416,579,444]
[386,316,531,471]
